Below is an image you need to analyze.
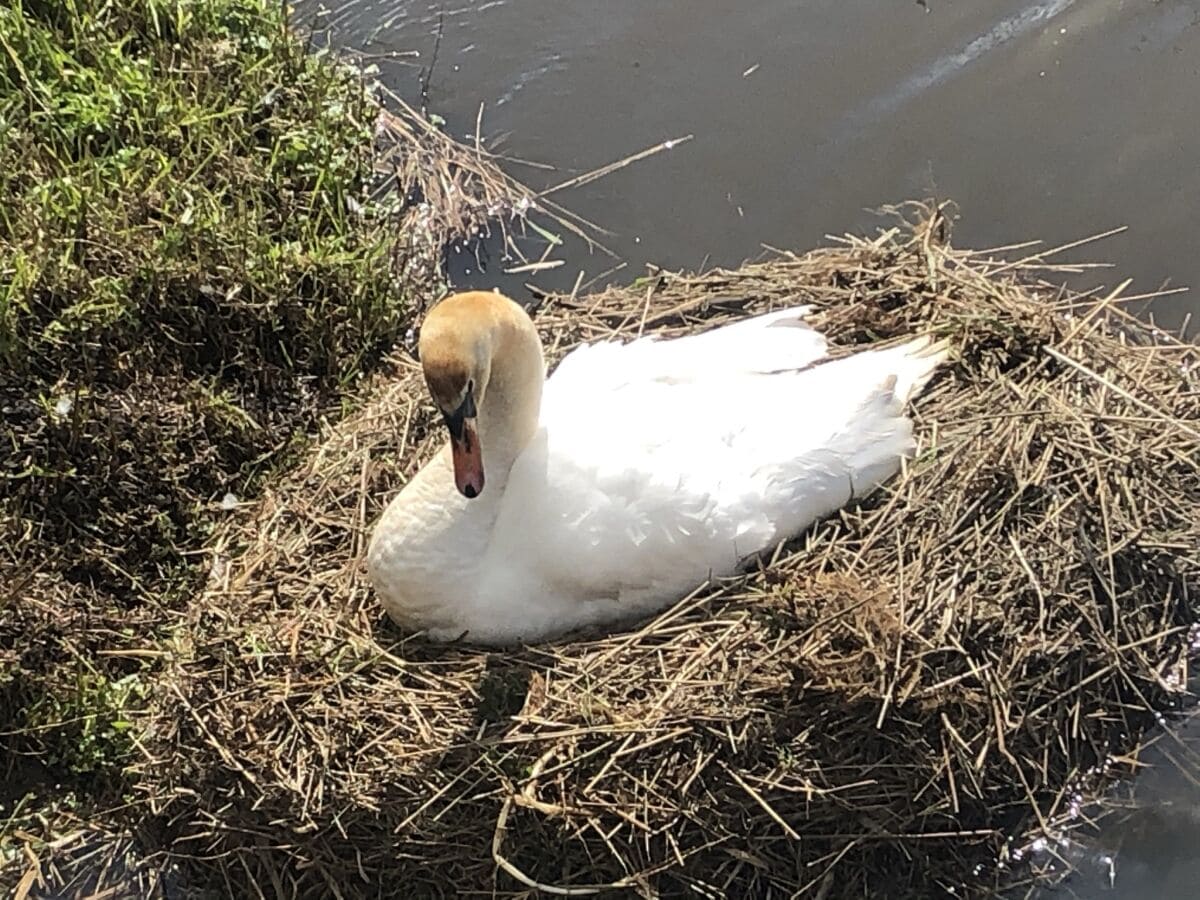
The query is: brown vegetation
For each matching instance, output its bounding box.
[17,204,1193,898]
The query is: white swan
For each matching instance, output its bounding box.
[367,290,947,646]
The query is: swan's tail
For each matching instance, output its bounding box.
[812,334,951,501]
[872,334,952,405]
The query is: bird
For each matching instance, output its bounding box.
[367,290,948,646]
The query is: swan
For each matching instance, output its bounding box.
[367,290,948,646]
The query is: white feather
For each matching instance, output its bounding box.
[369,306,948,645]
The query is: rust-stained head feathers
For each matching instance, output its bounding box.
[416,291,534,498]
[418,291,498,412]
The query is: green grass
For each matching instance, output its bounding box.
[0,0,410,791]
[1,0,402,382]
[19,668,148,775]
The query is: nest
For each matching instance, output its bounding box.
[69,206,1200,897]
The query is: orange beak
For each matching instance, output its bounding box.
[449,418,484,499]
[442,390,484,499]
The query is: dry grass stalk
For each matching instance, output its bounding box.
[43,204,1200,897]
[371,88,634,311]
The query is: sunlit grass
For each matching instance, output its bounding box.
[0,0,406,787]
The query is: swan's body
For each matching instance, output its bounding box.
[367,291,947,646]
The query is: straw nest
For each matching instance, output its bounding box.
[124,205,1198,898]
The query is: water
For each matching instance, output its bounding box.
[304,1,1200,894]
[315,0,1198,333]
[1038,703,1200,898]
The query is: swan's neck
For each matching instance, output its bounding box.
[478,312,545,489]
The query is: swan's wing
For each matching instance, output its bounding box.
[483,318,946,628]
[496,306,833,604]
[544,305,828,399]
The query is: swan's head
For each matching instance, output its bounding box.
[418,291,545,500]
[419,296,495,499]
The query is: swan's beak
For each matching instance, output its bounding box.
[443,395,484,499]
[449,419,484,498]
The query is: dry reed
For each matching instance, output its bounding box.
[371,87,647,307]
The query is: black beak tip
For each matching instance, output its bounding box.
[462,484,478,499]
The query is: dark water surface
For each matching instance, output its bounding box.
[305,0,1199,895]
[314,0,1200,331]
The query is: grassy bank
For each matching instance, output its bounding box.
[0,0,414,806]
